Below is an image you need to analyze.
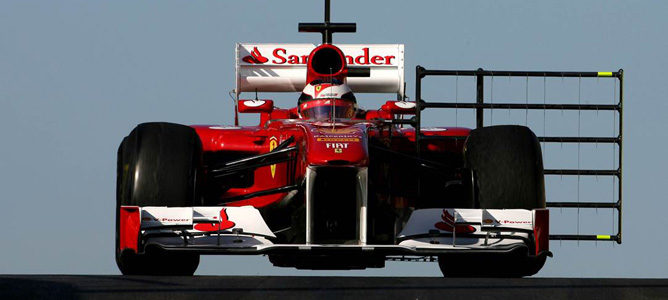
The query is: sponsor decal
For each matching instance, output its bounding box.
[141,216,190,223]
[242,47,269,64]
[160,218,190,222]
[482,218,495,224]
[318,127,358,134]
[269,136,278,178]
[434,210,476,233]
[194,208,236,232]
[326,143,349,149]
[316,137,360,142]
[241,47,397,66]
[325,142,347,153]
[314,134,359,139]
[270,47,395,66]
[499,220,532,224]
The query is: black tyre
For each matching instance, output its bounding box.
[465,125,545,209]
[438,246,547,278]
[439,125,546,277]
[115,122,202,275]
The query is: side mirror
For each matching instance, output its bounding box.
[382,101,416,115]
[238,99,274,113]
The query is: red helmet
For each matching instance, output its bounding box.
[298,80,357,120]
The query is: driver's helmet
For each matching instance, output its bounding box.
[298,79,357,120]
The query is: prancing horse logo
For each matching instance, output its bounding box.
[269,136,278,178]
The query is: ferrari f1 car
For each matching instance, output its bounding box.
[116,1,624,277]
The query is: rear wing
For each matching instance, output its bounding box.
[413,67,624,244]
[235,43,405,98]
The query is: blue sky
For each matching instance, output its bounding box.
[1,0,666,277]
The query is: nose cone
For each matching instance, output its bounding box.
[304,123,368,167]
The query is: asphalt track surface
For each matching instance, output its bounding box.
[1,276,667,300]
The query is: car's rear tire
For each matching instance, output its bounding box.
[115,122,202,275]
[438,125,546,277]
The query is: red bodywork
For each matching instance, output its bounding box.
[192,119,470,209]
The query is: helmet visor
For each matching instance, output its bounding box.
[299,99,356,120]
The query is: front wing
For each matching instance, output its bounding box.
[119,206,550,259]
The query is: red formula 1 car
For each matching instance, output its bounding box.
[115,2,623,277]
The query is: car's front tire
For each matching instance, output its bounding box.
[115,122,202,275]
[438,125,546,277]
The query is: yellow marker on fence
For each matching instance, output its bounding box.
[596,235,611,240]
[597,72,613,77]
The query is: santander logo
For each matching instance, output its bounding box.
[242,47,269,64]
[242,46,396,66]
